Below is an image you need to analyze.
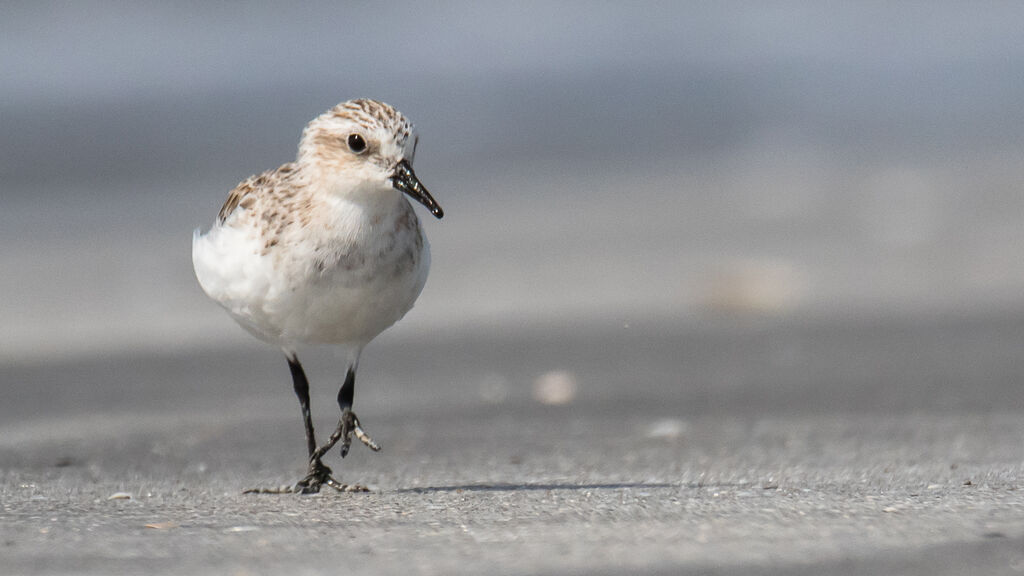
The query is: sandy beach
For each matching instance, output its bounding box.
[4,315,1024,574]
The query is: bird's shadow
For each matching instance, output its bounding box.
[394,481,746,494]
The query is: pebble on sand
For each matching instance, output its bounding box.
[532,370,578,405]
[644,418,687,440]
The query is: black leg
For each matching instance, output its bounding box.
[289,365,375,493]
[311,366,381,460]
[337,366,355,410]
[287,354,318,457]
[244,355,368,495]
[338,366,379,457]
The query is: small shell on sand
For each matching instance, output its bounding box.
[532,370,578,405]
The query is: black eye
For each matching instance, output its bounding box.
[347,133,367,154]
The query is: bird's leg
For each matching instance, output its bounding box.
[307,367,381,461]
[288,354,318,458]
[279,366,377,493]
[244,354,365,494]
[287,355,341,493]
[322,366,381,458]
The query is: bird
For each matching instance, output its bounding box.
[192,99,443,493]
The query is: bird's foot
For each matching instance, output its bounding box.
[295,459,370,493]
[242,459,369,495]
[339,408,381,457]
[313,408,381,460]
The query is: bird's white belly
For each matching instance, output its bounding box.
[192,213,429,348]
[272,256,428,345]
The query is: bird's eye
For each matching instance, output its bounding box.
[347,134,367,154]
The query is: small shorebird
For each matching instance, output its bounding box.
[192,99,443,493]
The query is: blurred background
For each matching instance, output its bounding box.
[2,1,1024,365]
[7,6,1024,570]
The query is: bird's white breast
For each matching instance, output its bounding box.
[192,193,430,348]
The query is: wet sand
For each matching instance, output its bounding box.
[3,314,1024,574]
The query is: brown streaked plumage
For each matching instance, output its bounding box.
[218,162,301,225]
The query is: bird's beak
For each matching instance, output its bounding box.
[391,160,443,219]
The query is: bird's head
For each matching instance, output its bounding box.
[298,99,443,219]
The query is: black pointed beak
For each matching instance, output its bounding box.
[391,160,443,219]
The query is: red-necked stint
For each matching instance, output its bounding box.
[192,99,443,493]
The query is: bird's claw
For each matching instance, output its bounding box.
[242,459,369,495]
[310,409,382,461]
[340,409,381,457]
[294,459,335,493]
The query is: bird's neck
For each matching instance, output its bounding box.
[310,184,407,239]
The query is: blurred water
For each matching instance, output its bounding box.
[2,2,1024,363]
